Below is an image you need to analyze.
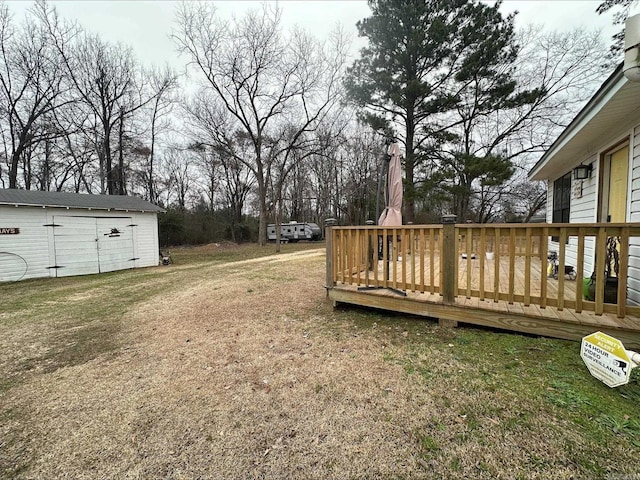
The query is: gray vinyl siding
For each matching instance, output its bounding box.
[628,125,640,303]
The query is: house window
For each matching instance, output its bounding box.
[552,172,571,242]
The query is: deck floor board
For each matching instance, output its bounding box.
[360,254,579,301]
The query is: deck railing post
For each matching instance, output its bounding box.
[365,220,375,272]
[325,218,337,296]
[442,214,457,306]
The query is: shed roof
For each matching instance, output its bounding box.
[0,189,165,213]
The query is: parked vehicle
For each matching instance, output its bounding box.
[267,222,322,243]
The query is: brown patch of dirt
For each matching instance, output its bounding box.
[175,240,239,252]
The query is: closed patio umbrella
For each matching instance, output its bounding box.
[360,142,406,296]
[378,143,402,226]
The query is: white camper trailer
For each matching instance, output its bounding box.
[267,222,322,243]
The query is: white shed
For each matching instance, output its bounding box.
[0,189,164,282]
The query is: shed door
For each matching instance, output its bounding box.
[607,146,629,223]
[53,216,134,277]
[96,218,134,273]
[53,216,99,277]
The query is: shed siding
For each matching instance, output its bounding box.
[53,215,102,276]
[0,205,159,282]
[0,206,51,281]
[131,212,160,268]
[43,209,158,267]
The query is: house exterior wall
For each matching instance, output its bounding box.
[628,125,640,301]
[0,205,159,282]
[546,123,640,304]
[547,154,598,277]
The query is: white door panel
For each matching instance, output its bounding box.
[53,216,134,276]
[53,216,99,277]
[97,218,134,273]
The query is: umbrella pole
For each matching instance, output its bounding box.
[376,148,390,270]
[358,145,405,297]
[382,151,391,283]
[375,149,388,226]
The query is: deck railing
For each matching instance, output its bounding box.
[325,222,640,319]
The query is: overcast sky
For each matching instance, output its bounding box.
[5,0,636,71]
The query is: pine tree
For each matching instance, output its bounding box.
[345,0,529,222]
[597,0,639,57]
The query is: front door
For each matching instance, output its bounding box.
[607,146,629,223]
[603,145,629,279]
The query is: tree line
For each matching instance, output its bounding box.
[0,0,616,246]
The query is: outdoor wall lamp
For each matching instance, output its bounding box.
[573,163,592,180]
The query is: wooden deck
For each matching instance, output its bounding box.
[326,223,640,349]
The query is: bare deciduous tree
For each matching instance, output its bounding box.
[159,146,197,211]
[427,26,608,222]
[174,3,347,245]
[41,5,161,195]
[0,2,71,188]
[143,65,178,202]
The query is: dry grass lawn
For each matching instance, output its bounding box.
[1,242,639,479]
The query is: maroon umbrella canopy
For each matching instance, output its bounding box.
[378,143,402,226]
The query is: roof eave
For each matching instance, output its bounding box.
[0,202,164,213]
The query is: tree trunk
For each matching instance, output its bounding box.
[105,137,115,195]
[404,108,416,223]
[9,148,22,188]
[23,152,31,190]
[257,173,268,246]
[275,196,283,253]
[149,108,157,202]
[258,195,268,246]
[148,150,155,202]
[10,137,30,189]
[117,110,126,195]
[43,138,51,191]
[98,149,106,194]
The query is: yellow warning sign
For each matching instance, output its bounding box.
[581,332,631,388]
